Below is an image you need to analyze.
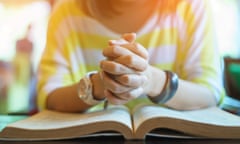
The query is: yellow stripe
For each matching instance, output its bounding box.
[49,0,85,38]
[137,28,178,48]
[152,63,174,71]
[63,32,111,51]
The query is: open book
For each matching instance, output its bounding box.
[0,104,240,140]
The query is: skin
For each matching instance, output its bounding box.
[47,0,217,112]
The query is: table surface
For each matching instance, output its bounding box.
[0,136,240,144]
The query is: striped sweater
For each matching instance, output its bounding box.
[37,0,225,110]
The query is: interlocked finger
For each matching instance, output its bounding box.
[104,90,129,105]
[114,74,147,87]
[103,45,133,59]
[101,71,133,94]
[107,87,144,105]
[114,54,148,71]
[100,60,140,75]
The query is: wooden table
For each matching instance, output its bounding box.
[0,136,239,144]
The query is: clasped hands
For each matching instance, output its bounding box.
[100,33,150,105]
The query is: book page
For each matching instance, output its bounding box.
[0,106,135,140]
[134,105,240,127]
[132,105,240,138]
[7,106,132,130]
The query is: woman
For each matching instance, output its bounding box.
[37,0,225,112]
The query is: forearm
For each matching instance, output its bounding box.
[145,66,217,110]
[165,79,217,110]
[47,84,90,112]
[47,73,105,112]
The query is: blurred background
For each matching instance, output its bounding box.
[0,0,54,114]
[0,0,239,114]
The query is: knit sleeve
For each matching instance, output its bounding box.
[176,0,225,103]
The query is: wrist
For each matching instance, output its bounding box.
[91,72,106,100]
[77,71,105,105]
[148,70,179,104]
[142,66,166,96]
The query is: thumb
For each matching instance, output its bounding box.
[122,33,136,43]
[108,33,136,46]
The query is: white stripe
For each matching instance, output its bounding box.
[148,45,177,64]
[56,16,119,39]
[69,47,105,72]
[44,76,64,95]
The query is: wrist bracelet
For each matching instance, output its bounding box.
[148,70,178,104]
